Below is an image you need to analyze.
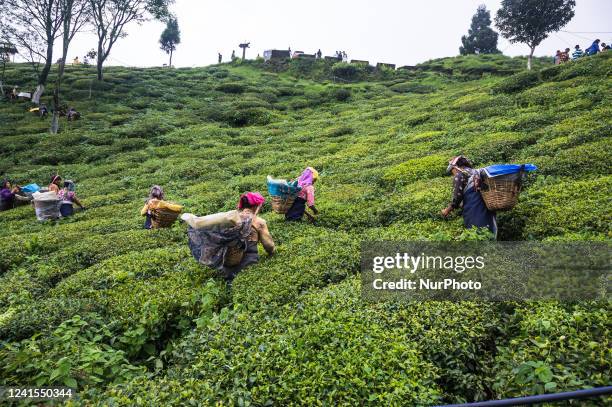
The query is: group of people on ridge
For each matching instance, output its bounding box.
[555,39,609,64]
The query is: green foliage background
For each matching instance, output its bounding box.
[0,53,610,405]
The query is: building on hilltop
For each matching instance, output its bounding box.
[263,50,291,61]
[376,62,396,70]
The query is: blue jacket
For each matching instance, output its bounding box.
[585,42,600,55]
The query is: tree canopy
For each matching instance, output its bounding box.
[460,5,500,55]
[495,0,576,69]
[88,0,173,79]
[159,17,180,67]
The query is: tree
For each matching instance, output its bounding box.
[0,0,63,104]
[495,0,576,70]
[159,16,180,67]
[0,35,18,96]
[460,5,500,55]
[50,0,89,133]
[88,0,173,80]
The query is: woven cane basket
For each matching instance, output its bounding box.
[480,175,522,212]
[271,195,295,214]
[151,207,181,228]
[224,246,245,267]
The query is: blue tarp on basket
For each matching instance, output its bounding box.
[21,183,40,193]
[483,164,537,178]
[267,177,301,198]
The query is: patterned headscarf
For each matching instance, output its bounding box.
[447,156,473,174]
[149,185,164,200]
[237,192,265,209]
[297,167,319,187]
[50,174,62,185]
[64,180,76,192]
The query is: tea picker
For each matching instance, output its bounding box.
[441,156,537,239]
[284,167,320,223]
[0,179,32,211]
[141,185,183,229]
[181,192,275,283]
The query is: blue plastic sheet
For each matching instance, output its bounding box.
[483,164,537,178]
[21,183,40,193]
[267,177,301,198]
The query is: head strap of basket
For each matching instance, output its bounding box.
[51,174,61,185]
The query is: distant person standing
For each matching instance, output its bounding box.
[342,51,347,61]
[572,44,583,60]
[316,49,322,59]
[559,48,570,63]
[231,50,236,61]
[585,39,600,55]
[218,53,222,63]
[554,50,562,64]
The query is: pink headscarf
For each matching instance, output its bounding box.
[297,168,315,187]
[237,192,265,209]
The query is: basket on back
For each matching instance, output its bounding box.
[479,164,537,212]
[267,175,301,214]
[480,175,522,211]
[150,201,183,229]
[32,191,61,220]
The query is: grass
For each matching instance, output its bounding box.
[0,53,610,405]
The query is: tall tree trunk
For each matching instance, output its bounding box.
[96,42,105,80]
[527,46,535,70]
[33,41,55,104]
[169,49,173,67]
[51,92,60,134]
[96,57,104,80]
[0,58,5,96]
[32,84,46,105]
[51,47,69,134]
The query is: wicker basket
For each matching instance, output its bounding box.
[151,207,181,228]
[224,246,245,267]
[271,195,295,214]
[480,175,522,212]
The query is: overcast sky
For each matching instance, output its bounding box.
[32,0,612,68]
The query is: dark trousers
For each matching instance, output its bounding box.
[60,203,74,217]
[144,214,152,229]
[285,197,306,221]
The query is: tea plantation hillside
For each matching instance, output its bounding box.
[0,53,610,405]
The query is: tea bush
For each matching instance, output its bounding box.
[1,52,610,403]
[86,278,443,406]
[492,302,610,397]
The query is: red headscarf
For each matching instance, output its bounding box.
[237,192,265,209]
